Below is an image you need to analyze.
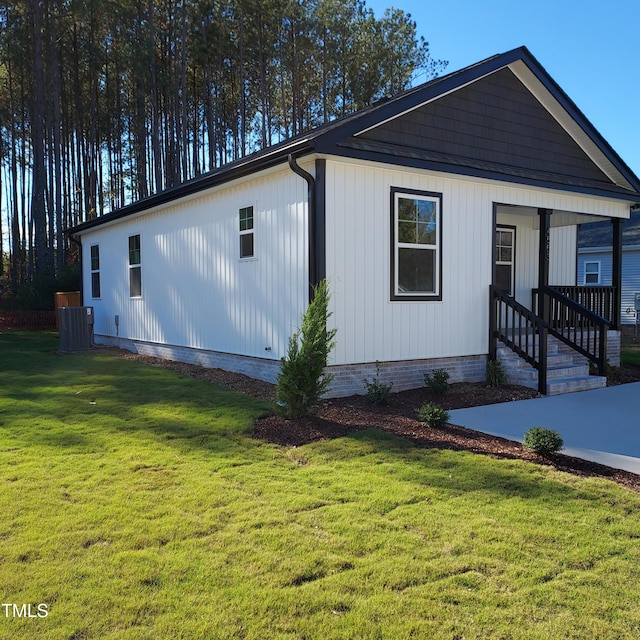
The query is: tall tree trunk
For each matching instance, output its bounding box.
[30,0,47,275]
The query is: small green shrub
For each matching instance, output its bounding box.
[424,368,450,395]
[363,362,393,405]
[486,359,508,387]
[523,427,564,456]
[416,402,450,428]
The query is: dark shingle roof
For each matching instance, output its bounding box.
[578,210,640,248]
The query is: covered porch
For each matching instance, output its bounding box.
[489,204,624,395]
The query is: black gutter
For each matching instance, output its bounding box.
[288,153,319,302]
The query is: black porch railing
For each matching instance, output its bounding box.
[533,285,609,376]
[490,285,611,395]
[489,285,549,394]
[546,285,616,326]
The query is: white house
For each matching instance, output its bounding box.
[68,47,640,396]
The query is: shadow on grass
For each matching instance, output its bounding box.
[0,331,269,459]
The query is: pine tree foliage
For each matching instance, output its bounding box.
[0,0,446,302]
[276,280,337,419]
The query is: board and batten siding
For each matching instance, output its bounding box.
[578,246,640,324]
[324,157,626,366]
[82,166,309,361]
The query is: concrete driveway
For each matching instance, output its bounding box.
[448,382,640,474]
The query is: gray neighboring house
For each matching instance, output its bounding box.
[578,210,640,325]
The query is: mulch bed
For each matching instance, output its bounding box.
[97,346,640,493]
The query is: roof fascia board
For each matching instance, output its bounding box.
[322,144,640,204]
[69,140,314,235]
[507,58,639,192]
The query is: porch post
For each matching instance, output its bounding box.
[537,208,552,395]
[537,208,551,293]
[611,217,622,330]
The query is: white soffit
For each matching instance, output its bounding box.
[509,59,633,192]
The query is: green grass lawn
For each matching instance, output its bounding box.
[621,333,640,366]
[1,332,640,639]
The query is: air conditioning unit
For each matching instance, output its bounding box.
[58,306,94,352]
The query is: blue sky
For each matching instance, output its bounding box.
[367,0,640,179]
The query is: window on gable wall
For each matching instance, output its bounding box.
[90,245,101,298]
[239,206,254,259]
[584,261,600,285]
[391,188,442,300]
[128,234,142,297]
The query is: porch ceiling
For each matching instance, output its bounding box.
[496,205,610,228]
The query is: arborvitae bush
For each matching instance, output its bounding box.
[276,280,337,419]
[424,368,450,395]
[523,427,564,456]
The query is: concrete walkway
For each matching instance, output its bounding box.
[448,382,640,474]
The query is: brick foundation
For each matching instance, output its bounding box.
[94,335,281,384]
[326,355,488,398]
[95,335,489,399]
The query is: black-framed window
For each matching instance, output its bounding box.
[390,188,442,301]
[239,206,254,259]
[128,234,142,297]
[495,226,516,296]
[90,244,101,298]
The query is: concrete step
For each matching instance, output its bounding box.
[496,337,606,395]
[546,375,607,395]
[498,350,573,371]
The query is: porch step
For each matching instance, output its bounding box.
[496,338,607,395]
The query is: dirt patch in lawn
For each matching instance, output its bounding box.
[99,346,640,493]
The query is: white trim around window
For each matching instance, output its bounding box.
[584,260,601,285]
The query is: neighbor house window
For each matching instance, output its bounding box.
[584,261,600,285]
[239,206,254,258]
[391,188,442,300]
[128,234,142,297]
[90,244,101,298]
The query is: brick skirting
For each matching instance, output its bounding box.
[95,335,489,399]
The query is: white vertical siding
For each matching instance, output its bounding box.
[82,167,309,361]
[550,226,577,286]
[325,157,629,365]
